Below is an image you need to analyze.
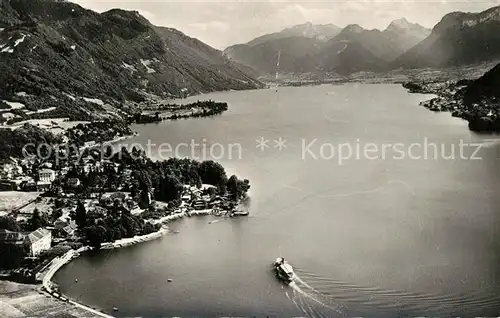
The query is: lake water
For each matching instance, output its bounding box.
[54,84,500,317]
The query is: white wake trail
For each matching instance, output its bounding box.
[295,275,321,294]
[290,281,343,315]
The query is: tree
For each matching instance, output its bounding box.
[139,190,152,209]
[104,146,114,159]
[28,208,48,231]
[85,225,107,250]
[130,178,140,199]
[226,175,251,200]
[0,242,28,269]
[52,208,63,221]
[122,215,140,238]
[198,160,228,192]
[0,216,20,231]
[54,199,65,209]
[75,201,87,228]
[133,170,152,192]
[157,174,183,202]
[143,222,156,235]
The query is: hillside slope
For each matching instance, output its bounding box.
[394,6,500,68]
[462,62,500,105]
[0,0,262,122]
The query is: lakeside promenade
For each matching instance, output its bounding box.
[35,210,214,316]
[1,207,226,317]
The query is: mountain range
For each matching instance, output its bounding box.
[246,22,341,47]
[0,0,263,122]
[226,5,500,78]
[2,0,500,120]
[224,18,431,77]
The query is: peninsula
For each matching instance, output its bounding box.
[402,62,500,133]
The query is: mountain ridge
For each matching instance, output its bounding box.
[244,22,341,47]
[394,5,500,68]
[224,18,430,77]
[0,0,263,123]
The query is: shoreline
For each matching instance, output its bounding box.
[78,132,139,152]
[41,209,221,317]
[402,77,500,134]
[41,248,113,318]
[100,226,168,250]
[41,226,170,317]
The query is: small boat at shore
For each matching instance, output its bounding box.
[273,257,295,284]
[231,210,249,217]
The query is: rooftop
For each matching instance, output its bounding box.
[39,169,55,174]
[25,228,51,244]
[0,229,25,242]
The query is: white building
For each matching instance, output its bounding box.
[24,228,52,256]
[38,169,56,183]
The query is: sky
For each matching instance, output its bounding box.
[72,0,500,49]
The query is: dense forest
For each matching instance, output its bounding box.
[0,123,61,162]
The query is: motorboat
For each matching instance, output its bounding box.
[273,257,295,283]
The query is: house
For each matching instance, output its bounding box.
[82,156,94,164]
[39,162,53,169]
[209,197,223,208]
[54,217,77,238]
[24,228,51,256]
[22,181,37,192]
[0,229,26,246]
[38,169,56,183]
[60,223,77,237]
[54,215,74,230]
[83,141,96,148]
[78,163,92,174]
[36,181,52,192]
[66,178,81,188]
[192,199,207,210]
[0,228,52,257]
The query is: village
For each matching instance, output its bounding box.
[0,135,251,288]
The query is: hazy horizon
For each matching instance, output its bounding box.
[53,0,500,50]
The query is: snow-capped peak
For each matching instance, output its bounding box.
[387,18,412,30]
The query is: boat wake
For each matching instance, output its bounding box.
[285,273,345,318]
[289,268,500,316]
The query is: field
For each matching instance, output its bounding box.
[0,192,41,216]
[2,119,89,135]
[0,281,90,317]
[18,197,52,215]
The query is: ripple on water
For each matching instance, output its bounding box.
[291,267,500,315]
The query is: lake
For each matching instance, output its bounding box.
[54,84,500,317]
